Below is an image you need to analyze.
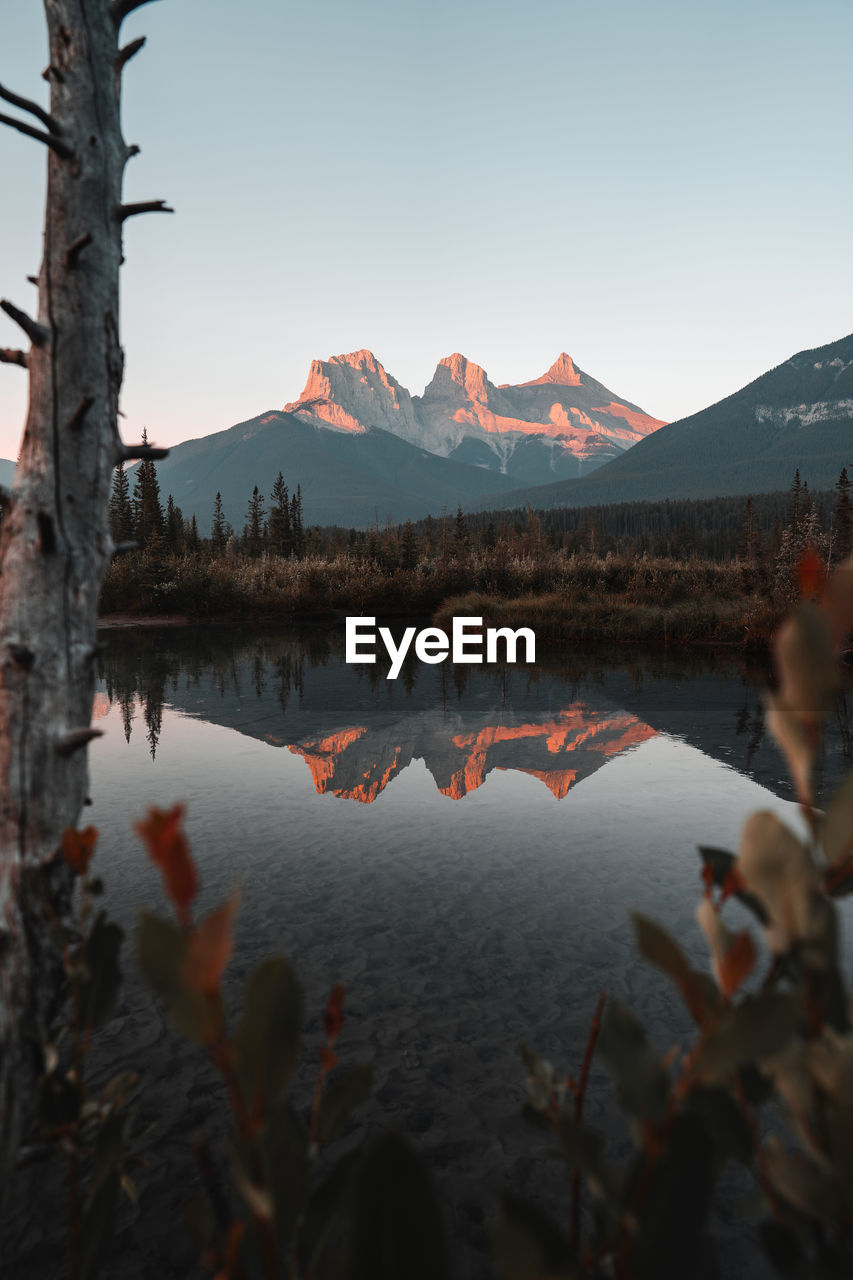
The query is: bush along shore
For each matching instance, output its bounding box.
[101,547,787,649]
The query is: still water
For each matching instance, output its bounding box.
[23,625,853,1277]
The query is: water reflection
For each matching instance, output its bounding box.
[95,623,852,804]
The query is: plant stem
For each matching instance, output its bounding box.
[571,992,606,1252]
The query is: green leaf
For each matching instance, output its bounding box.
[136,910,215,1043]
[631,912,723,1028]
[631,913,691,982]
[492,1194,575,1280]
[698,993,799,1081]
[597,997,668,1125]
[232,956,303,1111]
[316,1063,374,1146]
[556,1115,619,1207]
[763,1138,840,1226]
[346,1132,449,1280]
[264,1100,310,1250]
[79,912,124,1031]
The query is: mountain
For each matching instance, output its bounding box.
[0,459,15,489]
[285,348,665,486]
[475,331,853,512]
[145,409,521,530]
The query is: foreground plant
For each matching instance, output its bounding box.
[134,803,387,1279]
[506,551,853,1280]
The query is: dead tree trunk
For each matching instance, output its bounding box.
[0,0,170,1174]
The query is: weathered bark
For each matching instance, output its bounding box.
[0,0,167,1175]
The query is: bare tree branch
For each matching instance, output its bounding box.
[0,111,73,158]
[118,443,169,461]
[118,199,174,221]
[64,232,92,269]
[66,396,94,432]
[126,144,141,160]
[0,82,58,134]
[0,349,28,369]
[111,0,163,26]
[117,36,146,71]
[0,300,50,348]
[54,729,104,758]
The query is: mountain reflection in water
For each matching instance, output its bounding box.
[95,622,851,805]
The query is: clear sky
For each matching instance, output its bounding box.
[1,0,852,461]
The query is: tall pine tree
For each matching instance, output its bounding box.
[109,460,134,543]
[211,491,228,555]
[132,427,164,548]
[835,467,852,562]
[268,472,292,557]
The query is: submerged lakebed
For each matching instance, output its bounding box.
[8,623,853,1278]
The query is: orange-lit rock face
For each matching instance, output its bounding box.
[284,350,420,438]
[513,352,583,388]
[591,401,664,437]
[283,348,666,467]
[288,705,656,804]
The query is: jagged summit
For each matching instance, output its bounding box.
[514,352,584,388]
[283,347,666,481]
[422,354,500,409]
[284,348,420,437]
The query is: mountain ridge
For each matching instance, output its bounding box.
[472,331,853,512]
[285,348,666,484]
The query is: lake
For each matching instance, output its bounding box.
[8,623,853,1279]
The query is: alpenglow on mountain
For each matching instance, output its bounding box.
[284,349,666,486]
[472,329,853,514]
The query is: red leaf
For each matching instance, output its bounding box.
[183,887,241,995]
[798,548,823,600]
[135,804,198,925]
[717,930,757,999]
[319,1046,339,1071]
[720,866,747,904]
[61,826,98,877]
[324,982,345,1043]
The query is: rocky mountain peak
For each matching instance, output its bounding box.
[516,352,583,388]
[422,353,496,407]
[284,348,420,437]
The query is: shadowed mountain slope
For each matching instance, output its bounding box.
[474,331,853,511]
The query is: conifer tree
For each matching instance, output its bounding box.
[400,518,419,569]
[244,485,266,558]
[109,460,134,543]
[290,484,305,558]
[211,491,228,555]
[186,514,201,555]
[132,427,164,548]
[164,494,184,553]
[268,472,292,556]
[453,504,469,553]
[835,467,852,562]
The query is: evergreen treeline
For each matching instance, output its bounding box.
[108,432,306,559]
[102,446,852,576]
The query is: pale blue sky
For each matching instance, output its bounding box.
[1,0,851,460]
